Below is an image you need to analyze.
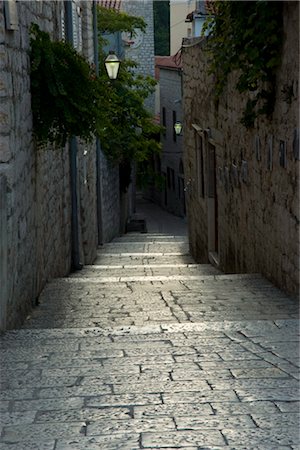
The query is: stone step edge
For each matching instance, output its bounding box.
[84,264,214,269]
[100,241,188,246]
[3,318,298,338]
[96,252,190,257]
[59,273,263,283]
[67,275,220,282]
[100,238,188,243]
[116,233,187,237]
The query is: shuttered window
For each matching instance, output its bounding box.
[72,1,82,52]
[196,134,205,198]
[61,3,66,41]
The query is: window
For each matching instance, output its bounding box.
[167,167,175,190]
[64,1,82,52]
[173,111,177,142]
[61,3,66,40]
[171,169,175,190]
[162,107,166,136]
[196,134,205,197]
[4,0,18,31]
[279,140,287,168]
[167,167,171,189]
[155,155,161,174]
[179,159,184,175]
[162,107,166,127]
[72,1,82,52]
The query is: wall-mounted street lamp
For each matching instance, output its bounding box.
[174,121,183,135]
[104,51,120,80]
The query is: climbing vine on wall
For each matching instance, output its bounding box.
[30,12,162,191]
[30,24,102,144]
[203,1,283,128]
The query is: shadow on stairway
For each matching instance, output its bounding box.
[127,196,187,236]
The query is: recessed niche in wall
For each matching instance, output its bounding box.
[241,160,248,183]
[255,135,261,161]
[268,136,273,171]
[279,140,287,168]
[224,166,229,193]
[231,163,239,188]
[218,167,223,184]
[293,129,299,160]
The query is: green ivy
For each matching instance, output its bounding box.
[29,12,162,192]
[30,23,102,144]
[203,1,283,128]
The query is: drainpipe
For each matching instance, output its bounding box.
[93,0,104,245]
[65,0,82,270]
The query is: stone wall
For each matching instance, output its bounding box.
[77,140,98,264]
[182,2,299,296]
[77,2,98,263]
[99,152,120,244]
[0,1,98,329]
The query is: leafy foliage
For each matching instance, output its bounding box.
[97,5,146,35]
[96,5,162,191]
[96,58,160,164]
[203,1,283,127]
[29,9,161,192]
[153,1,170,56]
[29,23,102,144]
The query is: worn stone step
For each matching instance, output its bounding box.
[69,264,221,278]
[99,244,190,255]
[2,318,298,341]
[95,254,195,265]
[65,272,263,283]
[111,235,188,243]
[19,271,299,331]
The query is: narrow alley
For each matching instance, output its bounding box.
[0,200,299,450]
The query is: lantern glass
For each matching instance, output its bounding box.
[174,121,182,135]
[105,51,120,80]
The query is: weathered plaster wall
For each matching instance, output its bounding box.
[182,2,299,296]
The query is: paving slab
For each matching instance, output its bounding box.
[0,215,299,448]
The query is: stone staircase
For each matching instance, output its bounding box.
[0,231,299,449]
[22,232,297,330]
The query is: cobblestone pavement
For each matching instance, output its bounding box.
[0,229,299,449]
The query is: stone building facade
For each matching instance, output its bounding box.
[170,0,196,55]
[156,56,185,217]
[121,0,155,112]
[0,1,101,330]
[182,1,299,296]
[98,155,120,243]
